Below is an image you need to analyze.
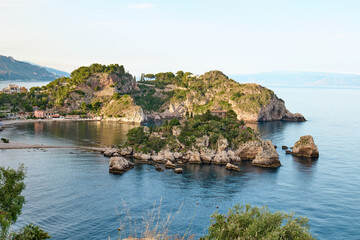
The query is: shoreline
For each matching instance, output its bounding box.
[0,141,106,151]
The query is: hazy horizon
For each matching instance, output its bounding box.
[1,0,360,76]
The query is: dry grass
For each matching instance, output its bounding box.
[114,199,196,240]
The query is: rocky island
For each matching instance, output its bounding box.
[105,110,281,174]
[0,63,305,124]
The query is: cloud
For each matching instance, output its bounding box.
[126,3,155,9]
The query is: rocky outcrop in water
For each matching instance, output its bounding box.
[252,140,280,168]
[291,135,319,158]
[109,156,134,174]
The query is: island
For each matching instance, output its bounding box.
[106,110,281,174]
[0,63,305,124]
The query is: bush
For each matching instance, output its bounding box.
[168,118,180,126]
[0,165,26,238]
[201,204,315,240]
[11,224,50,240]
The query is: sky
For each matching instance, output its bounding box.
[1,0,360,75]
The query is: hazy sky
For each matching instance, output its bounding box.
[1,0,360,75]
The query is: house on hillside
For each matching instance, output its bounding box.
[34,110,57,119]
[2,84,20,94]
[210,110,227,119]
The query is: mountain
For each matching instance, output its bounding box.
[231,71,360,88]
[0,55,63,81]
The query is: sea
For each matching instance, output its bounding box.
[0,86,360,239]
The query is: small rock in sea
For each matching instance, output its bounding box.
[155,164,164,172]
[282,145,288,150]
[225,163,241,171]
[109,156,134,174]
[291,135,319,158]
[165,160,176,169]
[174,168,183,174]
[285,150,292,154]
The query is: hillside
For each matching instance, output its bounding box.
[0,55,61,81]
[231,71,360,88]
[0,64,305,123]
[138,71,305,122]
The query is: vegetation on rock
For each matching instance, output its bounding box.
[125,110,257,153]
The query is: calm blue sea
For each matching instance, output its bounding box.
[1,87,360,239]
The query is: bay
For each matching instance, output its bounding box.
[0,87,360,239]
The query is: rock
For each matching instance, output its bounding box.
[172,126,181,137]
[200,149,215,163]
[189,151,202,164]
[217,137,228,151]
[155,164,164,172]
[104,148,118,157]
[196,135,210,149]
[173,152,183,160]
[228,150,241,163]
[235,140,262,160]
[163,150,175,162]
[282,145,288,150]
[213,151,231,165]
[225,163,240,171]
[291,135,319,158]
[120,146,133,156]
[143,126,150,134]
[152,154,167,164]
[165,160,176,169]
[252,140,281,168]
[109,157,134,174]
[285,150,292,154]
[174,168,183,174]
[133,152,151,163]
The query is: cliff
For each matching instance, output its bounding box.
[1,64,304,124]
[139,71,305,122]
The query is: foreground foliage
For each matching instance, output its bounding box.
[201,204,315,240]
[0,165,26,238]
[0,165,50,239]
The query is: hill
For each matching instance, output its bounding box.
[0,55,61,81]
[231,71,360,88]
[0,64,305,123]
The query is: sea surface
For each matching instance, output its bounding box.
[1,87,360,239]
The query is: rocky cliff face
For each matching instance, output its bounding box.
[145,71,305,122]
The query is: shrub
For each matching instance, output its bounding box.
[11,224,50,240]
[201,204,315,240]
[168,118,180,126]
[0,165,26,238]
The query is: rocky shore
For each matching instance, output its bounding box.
[104,139,281,174]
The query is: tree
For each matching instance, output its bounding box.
[0,165,26,238]
[168,118,180,126]
[201,204,315,240]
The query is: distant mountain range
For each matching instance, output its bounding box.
[231,71,360,88]
[0,55,69,81]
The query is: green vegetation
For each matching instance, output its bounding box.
[0,165,26,238]
[11,224,50,240]
[125,110,257,153]
[201,204,315,240]
[0,165,50,239]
